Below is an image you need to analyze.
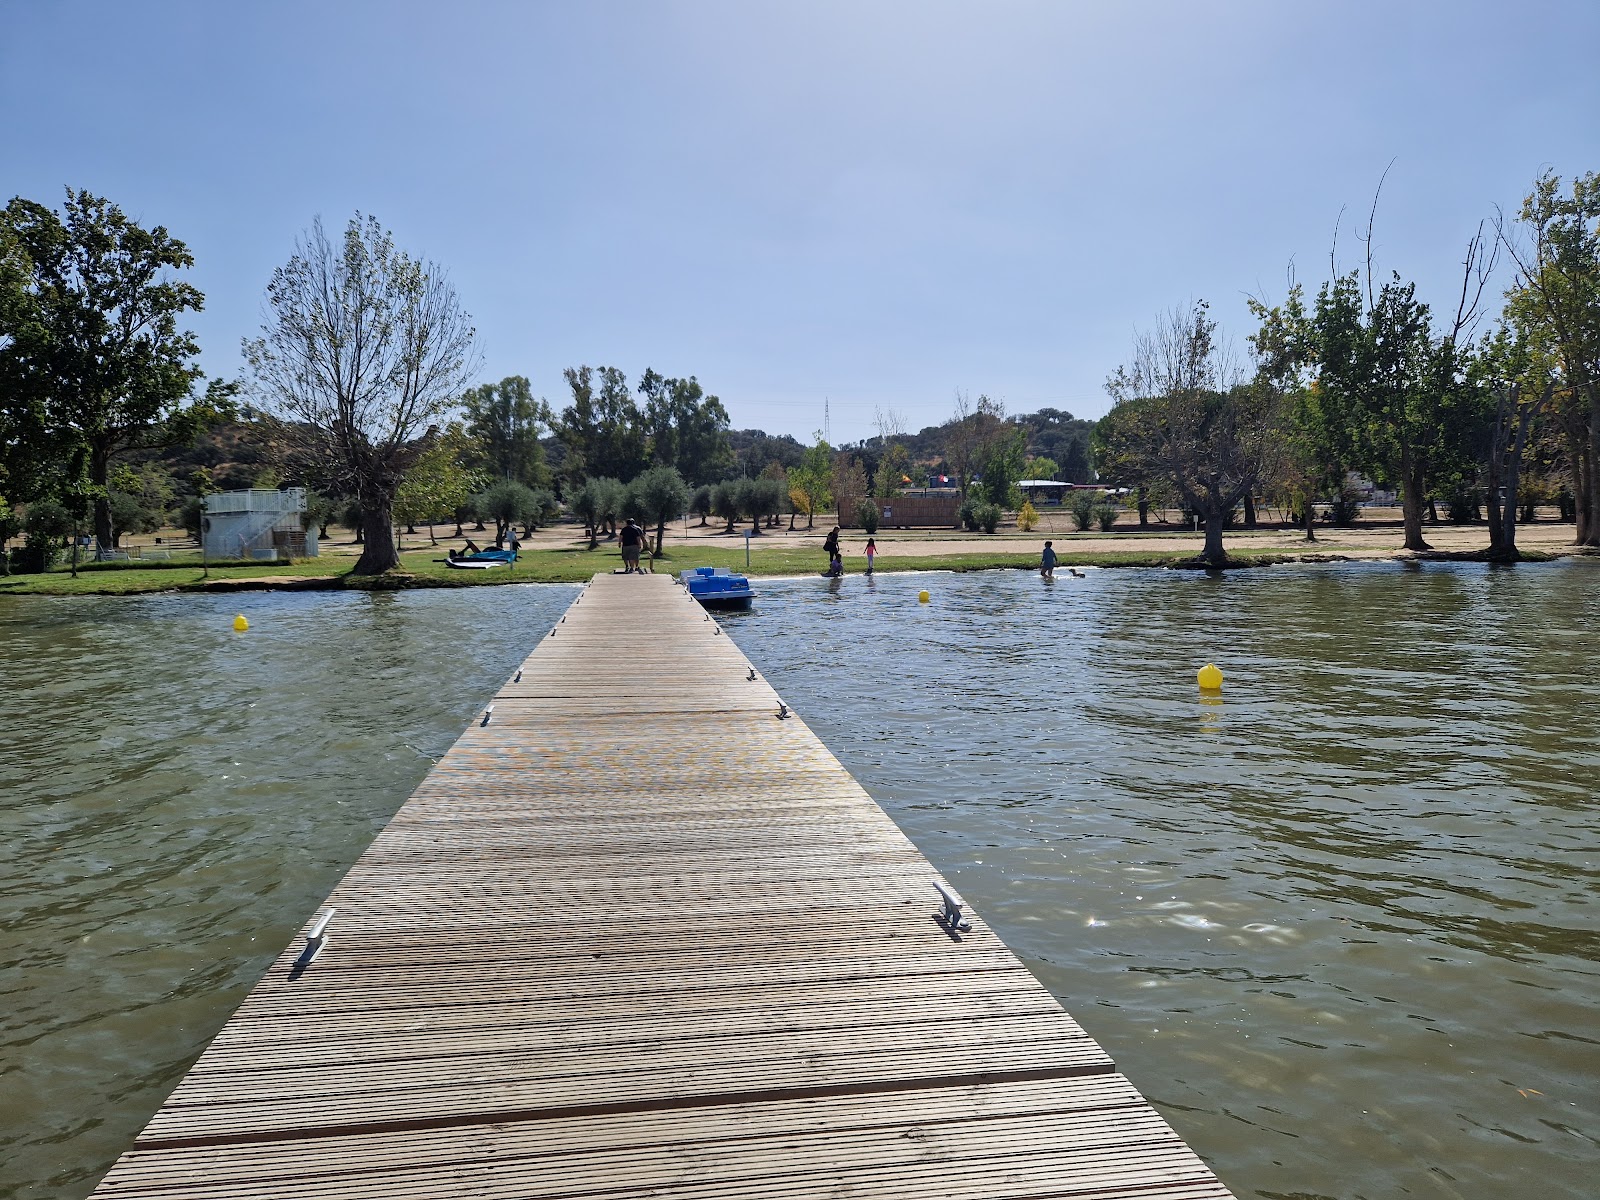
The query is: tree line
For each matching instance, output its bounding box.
[0,188,1106,576]
[1094,170,1599,566]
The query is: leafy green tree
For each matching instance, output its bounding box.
[976,424,1026,509]
[396,437,475,543]
[462,375,551,489]
[0,190,230,546]
[1498,171,1600,547]
[690,483,714,526]
[750,474,786,532]
[1247,284,1349,541]
[473,479,542,545]
[244,214,476,574]
[591,476,627,539]
[557,366,648,485]
[569,477,604,548]
[22,497,71,570]
[787,434,833,529]
[1307,269,1486,551]
[712,479,744,533]
[107,461,175,545]
[1022,455,1059,481]
[631,464,690,554]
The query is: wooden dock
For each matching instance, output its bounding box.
[91,573,1234,1199]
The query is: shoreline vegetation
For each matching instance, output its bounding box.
[0,515,1580,597]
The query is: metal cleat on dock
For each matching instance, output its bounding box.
[292,908,336,972]
[934,881,972,933]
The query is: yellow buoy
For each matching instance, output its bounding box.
[918,590,931,604]
[232,614,249,632]
[1197,662,1223,691]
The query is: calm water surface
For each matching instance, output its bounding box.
[1,563,1596,1200]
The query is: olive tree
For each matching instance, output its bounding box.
[244,214,476,575]
[631,464,689,555]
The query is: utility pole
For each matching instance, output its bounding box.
[825,397,831,445]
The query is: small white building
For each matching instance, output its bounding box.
[202,488,316,560]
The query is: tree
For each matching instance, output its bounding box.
[1248,283,1348,541]
[631,464,690,554]
[592,476,627,539]
[107,461,175,545]
[1473,330,1554,560]
[788,433,833,529]
[244,214,476,575]
[569,477,604,549]
[712,479,744,533]
[690,483,714,526]
[830,453,868,524]
[1098,301,1285,567]
[473,479,541,545]
[395,435,475,544]
[1022,455,1059,481]
[1497,171,1600,547]
[638,370,735,483]
[942,392,1011,497]
[557,366,648,485]
[0,189,229,546]
[750,473,786,532]
[1307,265,1491,551]
[462,376,551,489]
[976,424,1026,509]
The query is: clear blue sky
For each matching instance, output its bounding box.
[3,0,1596,445]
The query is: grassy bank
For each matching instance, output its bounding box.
[0,541,1377,596]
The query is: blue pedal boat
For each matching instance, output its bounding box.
[679,566,754,609]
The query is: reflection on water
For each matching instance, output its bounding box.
[0,585,577,1200]
[719,560,1600,1200]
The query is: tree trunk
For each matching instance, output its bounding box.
[1243,494,1257,527]
[1401,459,1431,551]
[654,519,666,557]
[1303,494,1317,542]
[1584,397,1600,547]
[90,445,113,550]
[1199,506,1227,566]
[353,505,401,574]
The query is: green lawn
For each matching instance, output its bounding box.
[0,540,1321,596]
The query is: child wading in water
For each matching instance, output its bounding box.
[864,538,876,575]
[1040,540,1057,579]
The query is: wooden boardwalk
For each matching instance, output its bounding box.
[91,573,1234,1199]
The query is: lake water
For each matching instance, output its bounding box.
[1,562,1596,1199]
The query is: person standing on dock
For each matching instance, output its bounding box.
[620,519,646,573]
[1040,540,1056,579]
